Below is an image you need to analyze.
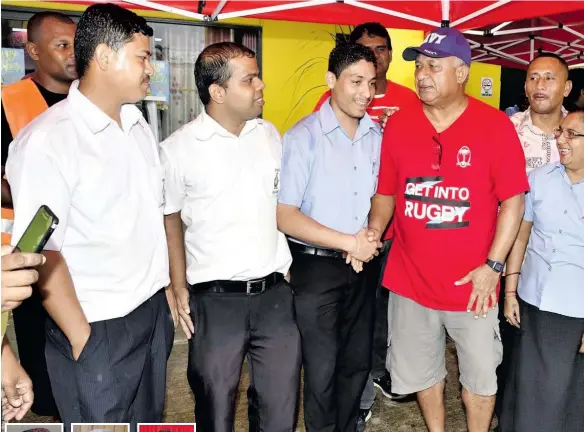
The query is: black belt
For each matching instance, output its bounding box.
[289,239,392,258]
[190,272,283,295]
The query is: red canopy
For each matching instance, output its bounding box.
[67,0,584,67]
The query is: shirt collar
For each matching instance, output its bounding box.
[547,161,584,185]
[546,162,563,175]
[519,106,568,137]
[193,110,260,141]
[67,80,143,134]
[318,98,380,139]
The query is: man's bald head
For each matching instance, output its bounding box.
[27,12,74,44]
[25,11,77,88]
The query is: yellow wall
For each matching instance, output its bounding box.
[2,1,501,130]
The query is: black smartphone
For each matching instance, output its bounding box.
[13,205,59,253]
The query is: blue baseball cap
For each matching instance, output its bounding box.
[403,27,471,65]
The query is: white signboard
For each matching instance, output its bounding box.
[481,77,493,97]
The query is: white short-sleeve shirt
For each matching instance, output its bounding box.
[6,81,170,322]
[160,111,292,285]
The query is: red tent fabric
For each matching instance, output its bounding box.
[63,0,584,67]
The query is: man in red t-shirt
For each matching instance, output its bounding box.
[368,27,528,431]
[313,22,419,123]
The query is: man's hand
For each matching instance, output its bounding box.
[350,228,382,262]
[165,287,179,328]
[173,285,194,339]
[344,253,364,273]
[2,347,34,421]
[70,326,91,361]
[579,333,584,354]
[455,264,500,318]
[379,107,400,133]
[504,295,520,328]
[1,245,45,311]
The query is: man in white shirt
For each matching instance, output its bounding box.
[5,4,174,428]
[161,42,300,432]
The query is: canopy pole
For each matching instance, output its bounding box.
[556,40,581,54]
[451,0,511,27]
[441,0,450,27]
[467,38,529,65]
[122,0,206,20]
[211,0,228,20]
[530,35,535,61]
[344,0,441,27]
[491,21,511,32]
[564,25,584,40]
[217,0,336,20]
[493,26,557,36]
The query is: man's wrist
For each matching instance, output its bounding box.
[485,258,505,273]
[68,323,91,346]
[341,233,359,254]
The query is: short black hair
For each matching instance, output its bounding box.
[74,3,153,78]
[350,22,392,51]
[27,12,74,44]
[529,52,569,76]
[194,42,256,106]
[328,43,377,78]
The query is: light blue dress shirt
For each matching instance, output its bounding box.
[519,163,584,318]
[278,100,382,240]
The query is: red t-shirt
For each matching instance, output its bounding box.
[313,79,419,122]
[377,97,529,311]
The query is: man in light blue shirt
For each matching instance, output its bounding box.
[277,43,383,432]
[501,110,584,432]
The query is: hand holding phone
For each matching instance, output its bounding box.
[1,205,58,311]
[1,245,45,312]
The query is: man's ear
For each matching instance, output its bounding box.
[25,42,39,62]
[325,71,337,90]
[563,79,573,98]
[456,64,470,84]
[209,83,226,104]
[94,43,112,72]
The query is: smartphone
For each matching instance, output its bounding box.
[13,205,59,253]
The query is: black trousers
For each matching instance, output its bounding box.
[371,245,391,379]
[187,280,301,432]
[11,288,59,416]
[45,289,174,431]
[291,248,379,432]
[499,298,584,432]
[495,277,518,419]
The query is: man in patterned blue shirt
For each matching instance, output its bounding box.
[277,43,383,432]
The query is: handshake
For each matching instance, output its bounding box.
[343,227,383,273]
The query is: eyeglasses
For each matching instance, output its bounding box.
[553,127,584,141]
[432,136,442,171]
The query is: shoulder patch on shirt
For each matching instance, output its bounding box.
[272,168,281,195]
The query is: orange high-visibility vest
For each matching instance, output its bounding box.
[1,78,49,245]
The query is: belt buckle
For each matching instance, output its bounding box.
[246,278,266,295]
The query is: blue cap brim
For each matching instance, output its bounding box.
[402,47,457,62]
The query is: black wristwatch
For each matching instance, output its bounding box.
[486,259,505,273]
